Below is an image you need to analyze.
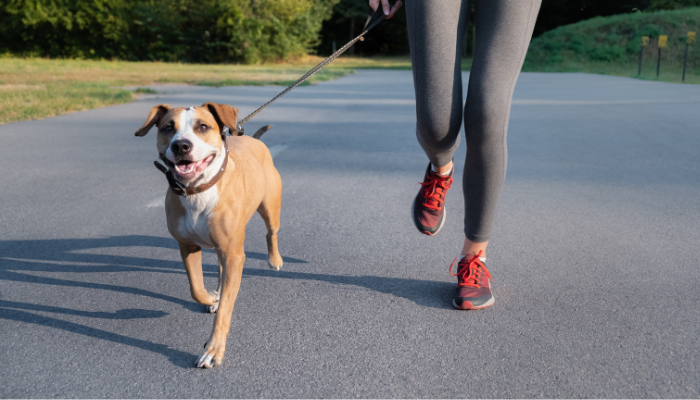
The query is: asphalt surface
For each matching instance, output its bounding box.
[1,70,699,398]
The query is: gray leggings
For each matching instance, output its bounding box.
[407,0,541,242]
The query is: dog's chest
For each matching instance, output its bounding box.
[177,188,218,249]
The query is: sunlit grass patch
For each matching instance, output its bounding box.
[0,57,370,124]
[0,82,132,125]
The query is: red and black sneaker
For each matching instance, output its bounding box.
[412,163,453,236]
[449,251,494,310]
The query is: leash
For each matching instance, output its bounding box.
[235,3,391,136]
[155,4,394,196]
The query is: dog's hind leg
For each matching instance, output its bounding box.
[257,171,283,271]
[178,242,220,308]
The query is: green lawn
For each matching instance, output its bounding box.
[2,33,698,126]
[0,56,397,125]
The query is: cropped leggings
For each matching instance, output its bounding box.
[407,0,541,242]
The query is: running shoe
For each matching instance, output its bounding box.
[449,250,494,310]
[412,163,453,236]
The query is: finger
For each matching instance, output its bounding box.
[387,0,403,19]
[369,0,380,11]
[381,0,390,15]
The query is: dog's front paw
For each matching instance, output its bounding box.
[196,339,226,369]
[207,303,219,313]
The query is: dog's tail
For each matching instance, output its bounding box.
[253,125,273,140]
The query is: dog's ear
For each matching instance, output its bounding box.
[135,104,171,137]
[203,102,238,133]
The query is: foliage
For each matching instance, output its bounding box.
[315,0,409,56]
[534,1,653,38]
[646,0,700,10]
[524,7,700,70]
[332,0,367,21]
[0,0,339,64]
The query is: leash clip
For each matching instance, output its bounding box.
[236,123,244,136]
[154,160,186,196]
[171,179,185,193]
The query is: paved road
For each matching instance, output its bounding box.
[1,71,699,397]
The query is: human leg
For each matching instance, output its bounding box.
[406,0,469,168]
[406,0,470,235]
[461,0,542,248]
[453,0,541,309]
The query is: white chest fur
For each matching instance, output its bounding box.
[177,187,219,249]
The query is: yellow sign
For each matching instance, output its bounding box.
[642,36,649,46]
[659,35,668,48]
[689,32,696,44]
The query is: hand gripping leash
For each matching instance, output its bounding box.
[235,3,392,137]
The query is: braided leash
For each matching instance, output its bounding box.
[236,5,390,135]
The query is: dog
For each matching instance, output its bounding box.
[135,102,283,368]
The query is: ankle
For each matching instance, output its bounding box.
[460,238,488,259]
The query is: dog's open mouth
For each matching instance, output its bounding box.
[173,154,216,180]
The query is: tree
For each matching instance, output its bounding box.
[331,0,367,55]
[0,0,339,63]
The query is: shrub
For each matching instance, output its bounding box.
[590,45,627,61]
[0,0,339,63]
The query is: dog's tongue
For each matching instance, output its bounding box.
[173,154,216,178]
[178,162,194,172]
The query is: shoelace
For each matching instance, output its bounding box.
[449,250,492,288]
[419,172,452,210]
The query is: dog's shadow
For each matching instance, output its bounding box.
[0,235,453,369]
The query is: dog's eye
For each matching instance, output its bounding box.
[163,125,173,133]
[198,124,209,132]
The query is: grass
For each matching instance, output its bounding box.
[522,57,700,84]
[0,56,411,125]
[133,87,158,94]
[523,7,700,83]
[5,5,700,126]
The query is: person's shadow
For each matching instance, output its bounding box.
[0,235,453,368]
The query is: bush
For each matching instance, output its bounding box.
[0,0,339,63]
[590,45,627,61]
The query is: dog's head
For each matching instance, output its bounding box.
[135,103,238,184]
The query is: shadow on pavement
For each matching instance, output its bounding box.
[0,307,195,368]
[0,235,453,368]
[243,268,455,310]
[0,235,453,311]
[0,299,167,319]
[0,235,309,311]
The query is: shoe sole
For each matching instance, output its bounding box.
[452,296,495,310]
[411,197,446,236]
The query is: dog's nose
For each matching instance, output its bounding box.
[171,139,193,155]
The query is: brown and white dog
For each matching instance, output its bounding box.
[135,103,283,368]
